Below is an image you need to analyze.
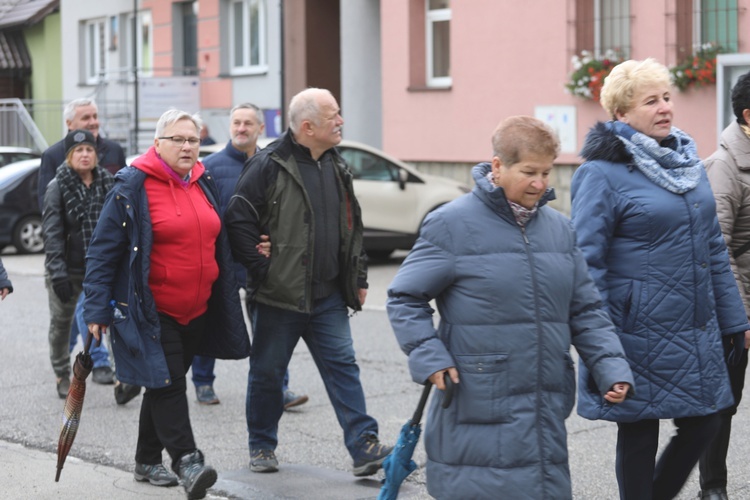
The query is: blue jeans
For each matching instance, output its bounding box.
[246,291,378,460]
[68,293,110,369]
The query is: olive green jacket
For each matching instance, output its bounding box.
[225,131,367,313]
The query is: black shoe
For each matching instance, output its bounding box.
[352,435,393,477]
[134,462,179,487]
[56,376,70,399]
[283,389,309,410]
[114,382,142,405]
[196,385,220,405]
[699,488,728,500]
[249,449,279,473]
[175,450,217,500]
[92,366,115,385]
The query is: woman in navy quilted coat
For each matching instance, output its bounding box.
[572,58,750,500]
[387,116,634,499]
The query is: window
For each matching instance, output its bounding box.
[693,0,738,51]
[573,0,631,58]
[230,0,267,74]
[84,18,107,84]
[672,0,738,63]
[426,0,451,87]
[125,11,153,78]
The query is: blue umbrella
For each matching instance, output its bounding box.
[379,375,453,500]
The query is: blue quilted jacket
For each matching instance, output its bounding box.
[387,163,633,499]
[82,166,251,389]
[572,122,748,422]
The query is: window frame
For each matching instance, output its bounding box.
[691,0,738,52]
[125,10,153,79]
[83,18,107,85]
[229,0,268,76]
[426,1,451,88]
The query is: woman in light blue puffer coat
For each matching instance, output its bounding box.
[387,116,633,500]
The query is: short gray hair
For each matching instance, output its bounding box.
[154,109,202,138]
[63,98,98,122]
[288,88,332,134]
[230,103,264,125]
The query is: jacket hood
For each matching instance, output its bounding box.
[580,121,633,164]
[131,146,205,185]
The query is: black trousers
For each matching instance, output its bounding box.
[698,341,748,491]
[135,312,207,471]
[616,413,721,500]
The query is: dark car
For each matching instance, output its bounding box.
[0,158,43,254]
[0,146,41,168]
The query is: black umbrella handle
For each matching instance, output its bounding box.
[412,372,455,425]
[411,382,432,425]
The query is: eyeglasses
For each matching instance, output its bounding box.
[158,136,200,147]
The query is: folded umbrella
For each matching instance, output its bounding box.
[378,374,453,500]
[55,332,97,482]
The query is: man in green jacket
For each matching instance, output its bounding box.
[225,88,391,477]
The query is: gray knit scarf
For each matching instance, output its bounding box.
[611,121,702,194]
[55,164,114,253]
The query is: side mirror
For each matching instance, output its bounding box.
[398,168,408,190]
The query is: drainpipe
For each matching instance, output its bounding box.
[133,0,140,153]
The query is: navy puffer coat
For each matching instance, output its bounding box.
[572,122,749,422]
[387,163,633,499]
[83,166,250,389]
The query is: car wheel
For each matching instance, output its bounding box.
[12,215,44,254]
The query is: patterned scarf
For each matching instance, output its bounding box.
[610,121,703,194]
[485,171,538,226]
[55,164,114,253]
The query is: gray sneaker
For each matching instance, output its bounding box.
[352,435,393,477]
[134,462,179,487]
[283,389,309,410]
[196,385,220,405]
[250,449,279,473]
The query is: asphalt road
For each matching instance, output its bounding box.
[1,250,748,499]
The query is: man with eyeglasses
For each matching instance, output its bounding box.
[191,103,309,409]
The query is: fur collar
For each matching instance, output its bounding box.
[580,121,632,164]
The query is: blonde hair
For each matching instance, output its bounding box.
[600,58,671,118]
[492,116,560,165]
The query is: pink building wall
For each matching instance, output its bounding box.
[380,0,748,166]
[142,0,231,109]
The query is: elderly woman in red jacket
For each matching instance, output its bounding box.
[83,110,252,500]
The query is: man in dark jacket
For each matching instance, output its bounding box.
[225,88,392,476]
[193,103,308,410]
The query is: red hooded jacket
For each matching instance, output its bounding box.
[132,147,220,325]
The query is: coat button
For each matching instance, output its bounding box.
[122,222,126,227]
[134,246,138,251]
[701,262,707,268]
[694,203,699,208]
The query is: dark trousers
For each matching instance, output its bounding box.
[616,414,721,500]
[698,342,748,491]
[135,313,207,471]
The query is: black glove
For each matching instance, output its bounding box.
[52,278,73,304]
[727,331,748,367]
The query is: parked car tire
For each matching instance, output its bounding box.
[12,215,44,254]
